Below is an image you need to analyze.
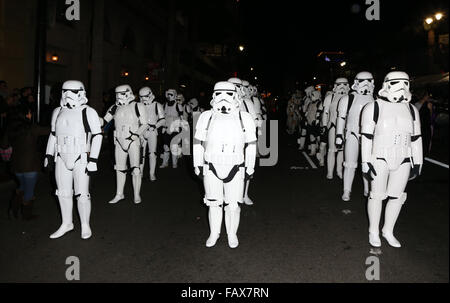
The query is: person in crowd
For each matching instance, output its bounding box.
[2,104,49,219]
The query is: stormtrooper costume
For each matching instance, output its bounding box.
[316,90,334,166]
[44,80,102,239]
[103,85,148,204]
[321,78,350,179]
[138,87,165,181]
[228,78,258,206]
[286,91,302,135]
[336,72,375,201]
[193,81,257,248]
[160,89,184,168]
[304,90,322,156]
[298,86,315,150]
[361,71,422,248]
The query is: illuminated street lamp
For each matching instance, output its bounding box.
[340,61,347,67]
[435,13,443,21]
[238,45,245,52]
[250,67,254,71]
[425,17,434,25]
[51,54,59,62]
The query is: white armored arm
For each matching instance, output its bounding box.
[193,111,212,173]
[410,105,423,166]
[136,103,148,136]
[102,105,116,126]
[156,103,166,129]
[86,107,103,163]
[321,94,332,127]
[336,94,349,138]
[360,102,376,164]
[242,112,257,175]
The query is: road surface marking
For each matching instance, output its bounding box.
[425,157,449,169]
[302,152,318,169]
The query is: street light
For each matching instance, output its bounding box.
[250,67,254,71]
[238,45,245,52]
[435,13,443,21]
[340,61,347,67]
[425,17,434,25]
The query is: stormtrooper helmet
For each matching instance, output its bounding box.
[176,93,185,105]
[378,71,412,103]
[115,85,135,106]
[188,98,199,110]
[61,80,88,109]
[227,77,244,103]
[241,80,251,98]
[304,86,315,98]
[248,85,256,97]
[352,72,375,95]
[333,78,350,95]
[211,81,239,114]
[165,89,177,105]
[139,87,155,105]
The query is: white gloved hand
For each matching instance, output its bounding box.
[86,162,98,173]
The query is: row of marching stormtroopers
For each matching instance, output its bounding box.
[297,86,323,157]
[319,71,423,248]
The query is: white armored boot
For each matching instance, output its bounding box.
[160,151,170,168]
[243,180,253,205]
[132,171,142,204]
[109,171,126,204]
[224,205,241,248]
[149,153,157,181]
[326,151,335,179]
[50,193,74,239]
[77,195,92,239]
[172,152,178,168]
[382,195,405,248]
[367,196,383,247]
[206,206,223,247]
[336,151,344,179]
[317,143,326,167]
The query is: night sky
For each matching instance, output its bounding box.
[233,0,449,94]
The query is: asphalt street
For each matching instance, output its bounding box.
[0,132,448,283]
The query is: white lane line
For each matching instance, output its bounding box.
[302,152,318,169]
[425,157,449,169]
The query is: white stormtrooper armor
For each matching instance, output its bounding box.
[139,87,165,181]
[321,78,350,179]
[44,80,103,240]
[229,78,258,206]
[103,85,148,204]
[298,86,315,150]
[193,81,257,248]
[305,90,322,156]
[361,71,423,248]
[336,72,375,201]
[161,89,184,168]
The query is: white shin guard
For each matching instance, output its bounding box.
[77,195,92,239]
[206,206,223,247]
[244,180,253,205]
[382,195,406,248]
[367,197,383,247]
[224,205,241,248]
[149,153,157,180]
[109,171,126,204]
[50,195,74,239]
[132,173,142,204]
[336,151,343,179]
